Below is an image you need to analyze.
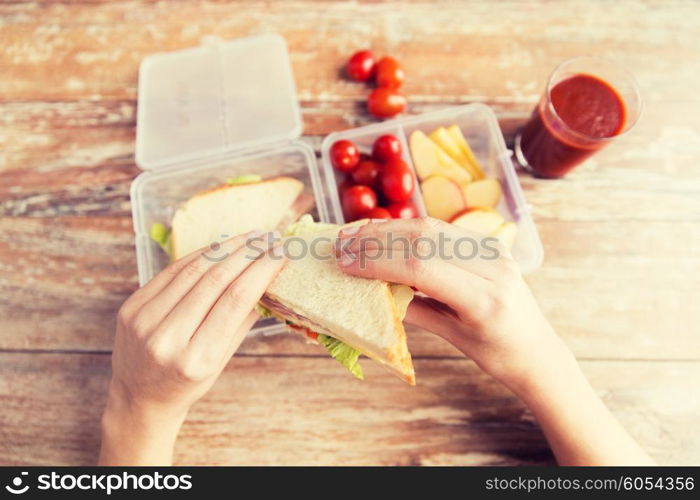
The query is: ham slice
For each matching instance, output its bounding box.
[275,192,315,233]
[259,295,327,342]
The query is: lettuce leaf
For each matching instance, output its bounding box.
[316,334,364,380]
[254,303,274,318]
[226,174,262,185]
[149,222,172,257]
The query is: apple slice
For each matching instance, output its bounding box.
[421,175,466,221]
[446,125,485,179]
[450,207,505,235]
[429,127,482,180]
[409,130,472,184]
[429,127,469,165]
[463,178,502,209]
[492,221,517,250]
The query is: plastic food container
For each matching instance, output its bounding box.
[320,104,544,273]
[130,34,338,336]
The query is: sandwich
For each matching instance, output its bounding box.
[150,175,313,259]
[150,180,416,384]
[258,215,416,385]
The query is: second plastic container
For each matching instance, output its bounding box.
[321,104,543,273]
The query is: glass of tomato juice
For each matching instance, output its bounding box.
[514,57,642,178]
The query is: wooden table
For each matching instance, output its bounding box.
[1,0,699,466]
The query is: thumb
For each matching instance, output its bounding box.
[405,296,464,346]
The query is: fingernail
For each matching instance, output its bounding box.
[371,218,389,224]
[337,252,356,267]
[339,225,360,237]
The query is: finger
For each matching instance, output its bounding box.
[138,230,272,328]
[123,240,214,312]
[336,243,491,314]
[187,310,259,380]
[130,230,260,309]
[168,309,260,388]
[404,296,468,346]
[223,310,259,360]
[336,217,506,280]
[190,246,287,356]
[157,232,276,340]
[119,236,244,322]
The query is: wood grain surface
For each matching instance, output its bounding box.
[1,0,699,465]
[2,353,699,466]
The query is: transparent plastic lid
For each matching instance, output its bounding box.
[135,34,302,170]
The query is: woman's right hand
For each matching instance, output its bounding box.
[334,217,573,392]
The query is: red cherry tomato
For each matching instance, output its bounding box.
[367,88,406,119]
[386,200,419,219]
[372,134,402,162]
[342,185,378,220]
[338,176,355,198]
[330,140,360,172]
[351,159,382,188]
[375,57,404,89]
[363,207,392,219]
[381,158,415,202]
[346,50,376,82]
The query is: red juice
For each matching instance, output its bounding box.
[519,73,626,178]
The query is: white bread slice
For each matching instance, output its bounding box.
[265,227,416,384]
[171,177,305,260]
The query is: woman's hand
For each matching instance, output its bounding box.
[334,217,568,392]
[99,230,285,465]
[335,218,652,465]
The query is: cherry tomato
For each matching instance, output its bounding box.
[375,57,404,89]
[351,159,382,188]
[338,176,355,198]
[342,185,378,220]
[330,140,360,172]
[381,158,415,202]
[372,134,402,162]
[367,88,406,119]
[346,50,376,82]
[386,200,419,219]
[363,207,392,219]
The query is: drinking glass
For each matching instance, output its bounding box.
[514,57,642,178]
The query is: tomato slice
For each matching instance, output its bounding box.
[287,323,319,342]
